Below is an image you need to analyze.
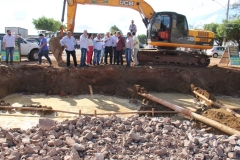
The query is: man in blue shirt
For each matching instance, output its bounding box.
[38,34,52,66]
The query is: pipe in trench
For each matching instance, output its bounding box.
[138,92,240,136]
[0,106,177,116]
[193,90,240,118]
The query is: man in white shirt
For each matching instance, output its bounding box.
[2,30,18,65]
[112,31,118,65]
[103,32,114,65]
[99,35,105,64]
[93,34,103,65]
[60,31,78,68]
[79,30,89,67]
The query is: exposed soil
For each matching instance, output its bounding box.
[0,64,240,135]
[202,108,240,131]
[0,64,240,99]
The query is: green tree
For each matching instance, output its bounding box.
[137,34,147,44]
[230,2,240,20]
[109,25,123,35]
[204,23,224,46]
[32,16,63,32]
[224,19,240,49]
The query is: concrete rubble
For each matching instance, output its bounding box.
[0,115,240,160]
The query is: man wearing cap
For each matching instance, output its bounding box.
[2,30,19,65]
[38,34,52,66]
[129,20,137,34]
[60,31,78,68]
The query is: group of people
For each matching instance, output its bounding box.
[59,20,139,68]
[2,20,140,68]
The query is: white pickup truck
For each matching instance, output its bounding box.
[0,35,40,61]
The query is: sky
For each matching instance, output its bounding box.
[0,0,238,36]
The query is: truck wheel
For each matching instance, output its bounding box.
[30,49,39,61]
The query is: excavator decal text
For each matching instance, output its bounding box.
[120,0,134,6]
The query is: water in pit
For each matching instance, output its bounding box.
[0,94,140,130]
[1,93,240,131]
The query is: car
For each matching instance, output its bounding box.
[26,39,40,45]
[0,35,40,61]
[26,38,40,45]
[206,46,225,58]
[27,37,51,51]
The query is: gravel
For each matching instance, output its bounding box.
[0,115,240,160]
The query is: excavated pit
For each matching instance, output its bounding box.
[0,65,240,134]
[1,65,240,159]
[1,65,240,98]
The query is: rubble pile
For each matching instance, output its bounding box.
[0,115,240,160]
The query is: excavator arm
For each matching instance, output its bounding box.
[53,0,214,67]
[62,0,155,34]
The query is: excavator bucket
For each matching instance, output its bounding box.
[49,36,65,66]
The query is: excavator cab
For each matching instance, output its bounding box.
[147,12,189,48]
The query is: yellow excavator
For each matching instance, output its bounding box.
[50,0,215,66]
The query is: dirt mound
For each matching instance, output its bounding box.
[191,84,216,101]
[202,108,240,131]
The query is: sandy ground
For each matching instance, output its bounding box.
[0,94,139,130]
[1,92,240,130]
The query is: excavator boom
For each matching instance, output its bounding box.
[50,0,215,67]
[64,0,155,33]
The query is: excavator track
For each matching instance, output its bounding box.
[137,49,210,67]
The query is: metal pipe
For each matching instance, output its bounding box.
[137,92,240,136]
[0,106,79,115]
[193,90,240,118]
[0,106,177,116]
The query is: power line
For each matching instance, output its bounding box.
[191,4,228,25]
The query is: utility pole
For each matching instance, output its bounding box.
[226,0,230,21]
[223,0,230,46]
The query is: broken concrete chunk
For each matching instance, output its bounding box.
[73,143,85,151]
[6,132,14,140]
[129,130,140,141]
[66,137,75,147]
[39,119,56,130]
[70,149,80,160]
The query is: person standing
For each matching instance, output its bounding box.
[79,30,89,67]
[112,31,118,64]
[60,31,77,68]
[99,34,105,64]
[116,31,125,65]
[86,33,93,65]
[125,32,134,67]
[129,20,137,34]
[93,34,103,65]
[132,32,139,66]
[76,39,80,49]
[38,34,52,66]
[103,32,114,65]
[2,30,18,65]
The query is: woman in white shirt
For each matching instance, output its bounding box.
[125,32,134,67]
[87,33,94,65]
